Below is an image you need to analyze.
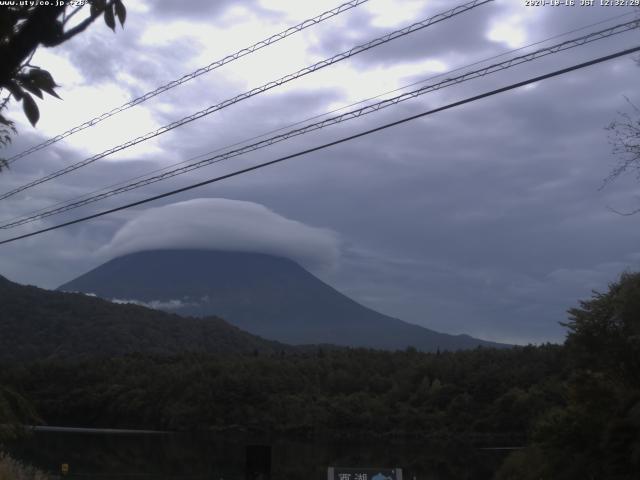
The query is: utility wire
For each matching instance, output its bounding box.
[4,10,634,227]
[1,44,638,247]
[2,19,638,230]
[3,18,636,228]
[0,0,494,201]
[5,0,372,165]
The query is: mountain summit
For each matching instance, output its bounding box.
[59,250,507,351]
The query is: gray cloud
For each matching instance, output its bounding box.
[1,1,639,344]
[146,0,261,21]
[99,198,341,271]
[308,0,498,69]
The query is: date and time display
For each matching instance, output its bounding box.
[526,0,640,6]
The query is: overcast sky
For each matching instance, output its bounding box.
[1,0,639,344]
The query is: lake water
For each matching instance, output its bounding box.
[5,430,510,479]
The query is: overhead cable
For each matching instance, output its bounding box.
[1,44,639,247]
[2,19,638,229]
[0,0,494,200]
[5,0,372,164]
[5,9,633,227]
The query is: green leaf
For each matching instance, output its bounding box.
[114,0,126,27]
[104,3,116,31]
[29,68,57,87]
[4,82,23,101]
[41,85,61,99]
[90,0,106,16]
[29,69,61,99]
[19,81,43,99]
[22,92,39,127]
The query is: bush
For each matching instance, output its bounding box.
[0,452,49,480]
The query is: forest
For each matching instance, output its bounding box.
[0,272,639,479]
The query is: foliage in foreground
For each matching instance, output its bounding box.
[0,453,49,480]
[0,387,38,441]
[0,1,126,132]
[496,272,640,480]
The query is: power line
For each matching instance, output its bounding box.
[3,18,636,228]
[0,0,494,201]
[4,10,634,227]
[1,44,638,247]
[5,0,372,165]
[2,19,638,230]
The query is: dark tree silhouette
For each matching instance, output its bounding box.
[0,0,126,166]
[605,99,640,215]
[603,8,640,213]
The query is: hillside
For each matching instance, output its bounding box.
[0,274,286,362]
[59,250,508,351]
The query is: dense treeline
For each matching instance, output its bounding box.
[1,272,639,479]
[0,345,565,440]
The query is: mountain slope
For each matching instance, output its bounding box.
[0,274,286,362]
[59,250,508,351]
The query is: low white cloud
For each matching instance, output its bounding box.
[111,298,193,310]
[99,198,341,271]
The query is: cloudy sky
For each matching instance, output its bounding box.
[1,0,639,344]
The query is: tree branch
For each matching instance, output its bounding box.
[607,205,640,216]
[62,5,85,26]
[0,6,65,85]
[49,5,106,47]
